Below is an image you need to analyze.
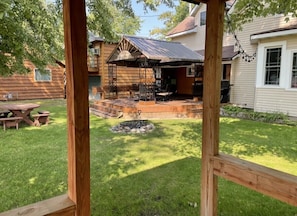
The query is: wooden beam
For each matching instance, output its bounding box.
[200,0,225,215]
[0,194,75,216]
[63,0,90,216]
[213,154,297,207]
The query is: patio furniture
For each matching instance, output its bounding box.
[33,111,50,126]
[156,84,174,101]
[0,103,40,126]
[156,91,173,101]
[0,116,23,130]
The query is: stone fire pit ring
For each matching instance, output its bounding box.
[110,120,155,134]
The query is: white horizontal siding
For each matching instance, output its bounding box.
[230,55,257,108]
[254,88,297,117]
[231,14,297,108]
[173,32,205,51]
[287,35,297,49]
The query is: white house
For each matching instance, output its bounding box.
[167,0,297,117]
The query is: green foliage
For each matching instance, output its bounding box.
[87,0,176,41]
[0,0,64,76]
[150,0,192,39]
[221,105,296,125]
[87,0,141,42]
[0,0,175,76]
[136,0,174,11]
[229,0,297,30]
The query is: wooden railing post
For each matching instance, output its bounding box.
[201,0,225,215]
[63,0,90,215]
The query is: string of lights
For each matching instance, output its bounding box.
[225,10,257,62]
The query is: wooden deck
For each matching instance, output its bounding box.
[90,98,203,119]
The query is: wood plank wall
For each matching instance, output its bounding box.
[0,61,65,101]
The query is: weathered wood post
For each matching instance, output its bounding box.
[201,0,225,215]
[63,0,91,215]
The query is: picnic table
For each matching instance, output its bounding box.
[0,103,40,126]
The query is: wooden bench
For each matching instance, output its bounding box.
[0,117,22,130]
[0,111,11,125]
[33,111,50,126]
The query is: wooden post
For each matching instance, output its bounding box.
[201,0,225,215]
[63,1,90,216]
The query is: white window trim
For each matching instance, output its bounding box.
[186,66,195,77]
[200,11,206,26]
[34,68,52,82]
[287,50,297,90]
[256,41,287,88]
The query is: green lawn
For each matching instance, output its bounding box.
[0,99,297,215]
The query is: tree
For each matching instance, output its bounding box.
[53,0,175,42]
[150,0,192,39]
[86,0,141,42]
[0,0,175,76]
[228,0,297,30]
[0,0,63,76]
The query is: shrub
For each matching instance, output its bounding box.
[220,105,296,125]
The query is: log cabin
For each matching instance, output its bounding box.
[1,0,297,216]
[0,61,65,101]
[0,33,148,102]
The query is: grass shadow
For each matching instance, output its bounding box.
[90,156,297,215]
[220,117,297,163]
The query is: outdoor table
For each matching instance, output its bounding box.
[0,103,40,126]
[156,92,173,101]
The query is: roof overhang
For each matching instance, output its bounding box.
[250,28,297,44]
[190,4,202,16]
[197,45,238,62]
[166,28,197,39]
[107,35,203,67]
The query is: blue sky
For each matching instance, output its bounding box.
[132,1,176,38]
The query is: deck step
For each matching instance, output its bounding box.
[90,99,203,119]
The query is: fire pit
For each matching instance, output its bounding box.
[110,120,155,134]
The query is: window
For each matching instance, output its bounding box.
[186,66,195,77]
[265,47,281,85]
[34,68,52,81]
[291,52,297,88]
[222,64,231,80]
[200,11,206,26]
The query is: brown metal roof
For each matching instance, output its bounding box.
[107,35,204,67]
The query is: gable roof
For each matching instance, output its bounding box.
[88,32,104,43]
[226,0,236,7]
[167,0,236,38]
[166,16,196,37]
[107,35,204,67]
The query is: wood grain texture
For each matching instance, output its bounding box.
[213,154,297,207]
[62,0,90,215]
[200,0,225,215]
[0,194,75,216]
